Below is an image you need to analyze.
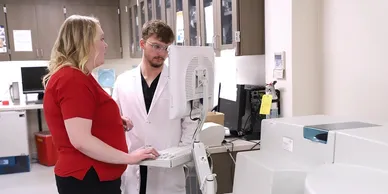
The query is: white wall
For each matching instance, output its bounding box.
[322,0,388,121]
[265,0,322,117]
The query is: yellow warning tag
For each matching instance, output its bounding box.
[260,94,273,115]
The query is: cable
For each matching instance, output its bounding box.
[250,141,260,150]
[222,141,236,164]
[189,100,200,121]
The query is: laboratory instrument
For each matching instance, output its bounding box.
[232,115,381,194]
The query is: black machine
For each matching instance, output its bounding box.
[219,84,281,140]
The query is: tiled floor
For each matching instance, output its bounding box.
[0,163,57,194]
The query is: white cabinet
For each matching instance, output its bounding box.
[0,111,29,157]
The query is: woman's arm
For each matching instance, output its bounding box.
[65,117,158,164]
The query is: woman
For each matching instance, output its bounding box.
[42,15,159,194]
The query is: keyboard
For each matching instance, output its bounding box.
[139,146,192,168]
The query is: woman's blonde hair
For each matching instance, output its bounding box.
[42,15,100,87]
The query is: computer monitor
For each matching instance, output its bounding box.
[20,66,47,99]
[167,45,217,194]
[168,45,215,119]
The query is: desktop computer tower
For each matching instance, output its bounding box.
[219,84,267,140]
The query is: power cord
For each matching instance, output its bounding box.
[222,140,236,164]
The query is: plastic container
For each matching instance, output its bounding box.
[35,131,58,166]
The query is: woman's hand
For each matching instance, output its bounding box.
[127,147,160,164]
[122,116,133,131]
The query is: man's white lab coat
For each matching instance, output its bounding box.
[112,64,197,194]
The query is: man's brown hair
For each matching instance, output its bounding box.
[142,20,175,44]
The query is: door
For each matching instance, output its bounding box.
[0,4,10,61]
[6,4,39,61]
[35,4,65,60]
[66,5,122,59]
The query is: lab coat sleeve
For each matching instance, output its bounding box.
[112,80,122,115]
[179,115,199,146]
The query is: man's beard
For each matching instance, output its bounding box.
[148,57,165,68]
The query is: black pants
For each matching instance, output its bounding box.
[55,167,121,194]
[139,165,148,194]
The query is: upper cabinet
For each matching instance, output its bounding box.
[127,0,264,58]
[0,0,122,61]
[5,4,64,61]
[0,4,10,61]
[65,4,123,59]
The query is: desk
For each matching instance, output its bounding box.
[186,138,260,194]
[208,138,260,154]
[0,102,43,131]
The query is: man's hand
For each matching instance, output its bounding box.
[122,116,133,131]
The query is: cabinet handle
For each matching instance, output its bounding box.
[198,36,201,46]
[36,49,40,58]
[40,49,44,58]
[212,35,216,50]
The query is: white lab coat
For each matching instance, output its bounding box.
[112,64,197,194]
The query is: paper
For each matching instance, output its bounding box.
[282,137,294,152]
[176,11,184,44]
[204,6,214,44]
[13,30,32,52]
[273,69,284,79]
[259,94,273,115]
[0,25,7,53]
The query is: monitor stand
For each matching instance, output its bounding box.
[26,92,44,104]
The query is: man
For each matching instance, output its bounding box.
[112,20,197,194]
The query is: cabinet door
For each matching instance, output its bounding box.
[164,0,174,33]
[199,0,216,48]
[0,111,29,157]
[0,5,10,61]
[186,0,200,46]
[154,0,163,20]
[66,5,122,59]
[236,0,265,55]
[35,4,65,60]
[6,4,39,61]
[174,0,184,45]
[146,0,153,21]
[129,3,142,58]
[215,0,236,53]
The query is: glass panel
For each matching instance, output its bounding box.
[165,0,173,28]
[134,5,140,51]
[129,8,134,53]
[175,0,184,45]
[141,1,146,27]
[189,0,197,45]
[147,0,153,20]
[204,0,213,46]
[221,0,232,45]
[156,0,162,19]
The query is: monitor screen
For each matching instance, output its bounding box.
[21,66,47,94]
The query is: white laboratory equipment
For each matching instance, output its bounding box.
[232,115,381,194]
[305,126,388,194]
[0,110,30,174]
[139,45,217,194]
